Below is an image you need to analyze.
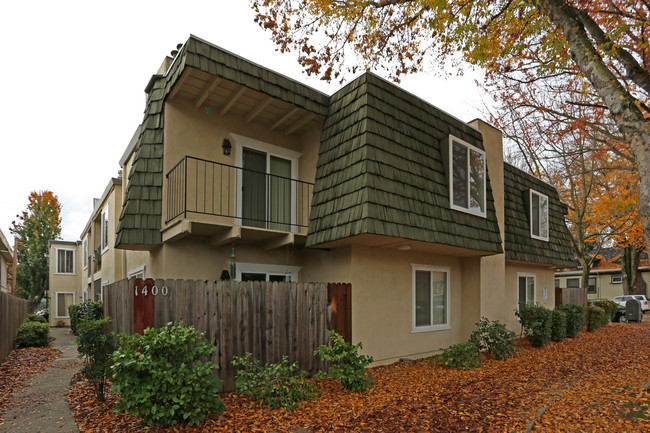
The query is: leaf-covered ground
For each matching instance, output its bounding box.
[68,324,650,432]
[0,346,60,424]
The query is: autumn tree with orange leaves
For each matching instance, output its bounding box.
[10,191,62,302]
[252,0,650,261]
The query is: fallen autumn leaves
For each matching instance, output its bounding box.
[66,323,650,432]
[0,346,60,424]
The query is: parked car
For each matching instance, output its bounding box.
[611,295,649,313]
[613,306,627,323]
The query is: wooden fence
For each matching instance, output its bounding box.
[0,291,32,362]
[104,279,351,391]
[555,287,588,307]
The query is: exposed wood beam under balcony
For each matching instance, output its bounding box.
[220,87,247,116]
[194,77,222,108]
[263,233,295,250]
[285,113,315,135]
[244,96,273,123]
[209,226,242,248]
[270,107,299,131]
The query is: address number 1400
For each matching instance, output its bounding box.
[134,285,169,297]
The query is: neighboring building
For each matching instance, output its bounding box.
[48,176,149,326]
[556,248,649,301]
[51,35,574,363]
[0,229,13,293]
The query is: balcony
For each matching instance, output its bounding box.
[164,156,314,247]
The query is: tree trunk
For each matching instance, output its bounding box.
[621,246,641,295]
[537,0,650,270]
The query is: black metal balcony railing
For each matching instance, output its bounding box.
[165,156,314,231]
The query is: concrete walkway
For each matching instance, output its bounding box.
[0,327,81,433]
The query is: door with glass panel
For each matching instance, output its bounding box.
[242,147,292,230]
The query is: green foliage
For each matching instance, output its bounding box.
[516,304,553,347]
[10,191,62,302]
[77,318,117,401]
[14,320,49,348]
[551,309,567,342]
[556,304,586,338]
[586,306,608,332]
[314,330,374,392]
[70,301,104,335]
[24,313,47,324]
[468,317,517,361]
[111,322,224,426]
[436,341,481,370]
[594,300,618,322]
[69,304,80,334]
[232,353,318,410]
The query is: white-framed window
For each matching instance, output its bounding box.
[611,275,623,284]
[100,205,109,252]
[235,262,301,282]
[233,134,301,232]
[517,273,536,312]
[55,248,75,275]
[412,265,450,332]
[530,190,549,241]
[566,277,580,288]
[55,292,75,318]
[128,265,146,280]
[449,135,486,217]
[82,237,88,269]
[82,289,89,303]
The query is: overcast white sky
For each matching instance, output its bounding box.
[1,1,488,243]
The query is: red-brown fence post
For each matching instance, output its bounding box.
[133,278,156,334]
[327,283,352,343]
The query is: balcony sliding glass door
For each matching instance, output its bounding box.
[242,147,292,231]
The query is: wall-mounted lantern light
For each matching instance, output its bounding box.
[222,138,232,156]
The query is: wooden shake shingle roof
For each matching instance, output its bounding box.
[503,163,574,266]
[306,73,503,253]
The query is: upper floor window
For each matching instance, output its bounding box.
[56,248,75,274]
[101,205,109,252]
[611,275,623,284]
[530,190,549,241]
[449,136,486,217]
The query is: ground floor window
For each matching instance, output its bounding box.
[55,292,75,318]
[587,277,597,294]
[517,274,536,311]
[236,263,301,282]
[412,265,450,332]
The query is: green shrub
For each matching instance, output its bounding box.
[586,306,608,331]
[70,301,104,335]
[69,304,80,334]
[232,353,318,410]
[551,309,567,342]
[556,304,586,338]
[111,322,224,426]
[516,304,553,347]
[25,313,47,324]
[594,300,618,322]
[468,317,517,361]
[14,321,49,348]
[77,318,117,401]
[436,341,481,370]
[314,330,374,392]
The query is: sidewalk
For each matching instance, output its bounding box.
[0,327,81,433]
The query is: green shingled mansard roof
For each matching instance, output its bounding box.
[503,163,574,266]
[306,73,503,253]
[116,36,330,248]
